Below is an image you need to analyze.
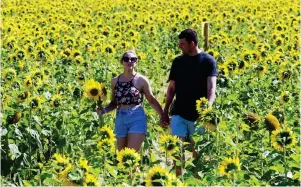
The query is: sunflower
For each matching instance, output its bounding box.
[51,94,62,107]
[117,147,140,169]
[225,58,238,73]
[76,71,85,84]
[53,153,70,164]
[279,69,292,80]
[29,96,42,110]
[218,65,229,77]
[271,128,297,151]
[99,125,115,141]
[169,173,185,186]
[83,79,106,102]
[145,165,172,186]
[280,91,290,103]
[97,138,115,154]
[84,173,99,187]
[219,157,240,177]
[201,108,220,132]
[206,49,219,59]
[196,97,209,114]
[243,112,260,130]
[2,68,17,82]
[265,113,280,131]
[158,134,180,156]
[79,158,91,172]
[255,64,267,74]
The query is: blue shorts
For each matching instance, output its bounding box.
[171,115,205,138]
[114,105,147,138]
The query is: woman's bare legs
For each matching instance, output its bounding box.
[117,137,127,151]
[127,134,145,152]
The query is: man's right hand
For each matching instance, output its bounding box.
[96,108,105,116]
[160,110,170,127]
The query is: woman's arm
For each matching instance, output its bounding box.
[142,76,163,117]
[97,78,118,115]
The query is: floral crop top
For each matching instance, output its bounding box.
[114,73,143,105]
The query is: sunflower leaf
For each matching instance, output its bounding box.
[269,165,285,174]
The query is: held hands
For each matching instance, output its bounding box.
[159,110,170,128]
[96,107,106,115]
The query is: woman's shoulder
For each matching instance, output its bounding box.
[135,73,148,81]
[111,74,121,85]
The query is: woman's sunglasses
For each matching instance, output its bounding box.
[123,57,138,63]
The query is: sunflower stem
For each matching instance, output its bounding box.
[283,142,287,178]
[103,152,106,185]
[165,143,168,166]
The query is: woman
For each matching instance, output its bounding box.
[97,50,163,152]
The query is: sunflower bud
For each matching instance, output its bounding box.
[265,113,280,131]
[7,112,22,124]
[244,112,260,130]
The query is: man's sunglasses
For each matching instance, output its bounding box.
[123,57,138,62]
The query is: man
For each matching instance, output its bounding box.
[161,29,218,176]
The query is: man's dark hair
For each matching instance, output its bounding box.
[178,29,198,45]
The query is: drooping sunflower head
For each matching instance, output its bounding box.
[201,108,220,131]
[243,112,260,130]
[24,76,33,88]
[79,158,90,172]
[53,153,70,165]
[117,147,140,169]
[76,71,85,84]
[99,125,115,141]
[158,134,180,156]
[196,97,209,114]
[145,165,172,186]
[255,64,267,74]
[271,128,297,152]
[51,94,62,107]
[84,173,99,187]
[279,69,292,80]
[29,96,42,110]
[2,68,17,82]
[97,138,115,154]
[280,91,290,103]
[83,79,106,102]
[219,157,240,177]
[17,91,31,102]
[265,113,280,131]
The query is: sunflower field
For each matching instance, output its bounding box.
[1,0,300,186]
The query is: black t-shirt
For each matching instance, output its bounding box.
[168,52,218,121]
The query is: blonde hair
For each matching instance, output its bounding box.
[120,50,137,63]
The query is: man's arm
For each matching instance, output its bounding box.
[207,76,217,106]
[161,80,176,123]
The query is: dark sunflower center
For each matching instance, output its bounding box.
[277,132,292,146]
[6,72,15,80]
[167,144,175,151]
[225,163,238,173]
[282,72,290,79]
[87,182,95,186]
[31,99,39,108]
[122,155,135,167]
[238,60,245,69]
[54,99,60,107]
[101,131,110,139]
[244,54,251,61]
[106,47,112,53]
[151,173,167,186]
[90,88,99,96]
[283,95,289,102]
[26,80,31,86]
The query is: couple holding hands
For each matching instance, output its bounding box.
[97,29,218,176]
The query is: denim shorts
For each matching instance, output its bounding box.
[171,115,205,138]
[114,105,147,138]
